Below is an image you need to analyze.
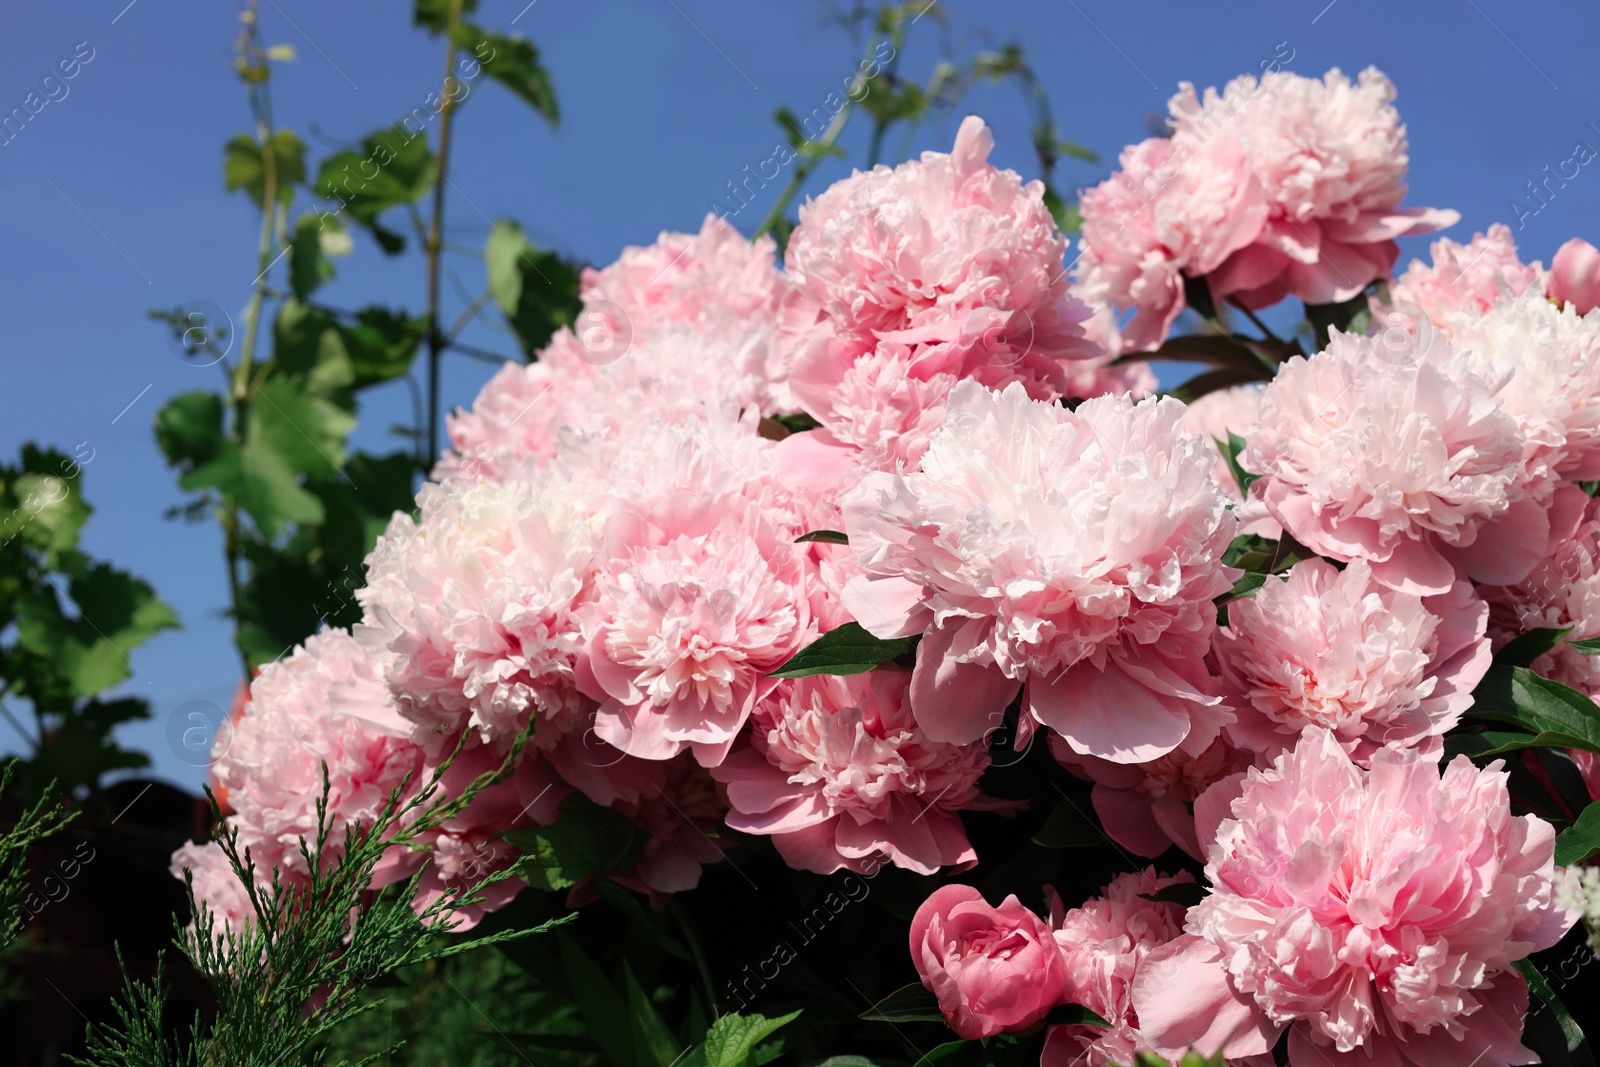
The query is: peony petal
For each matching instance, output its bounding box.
[1032,659,1190,763]
[910,622,1020,744]
[1132,935,1282,1059]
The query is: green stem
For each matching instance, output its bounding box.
[226,0,279,677]
[423,0,464,471]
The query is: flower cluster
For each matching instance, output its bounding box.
[1079,66,1457,350]
[170,60,1594,1067]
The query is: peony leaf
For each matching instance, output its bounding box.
[795,530,848,544]
[769,623,911,678]
[1515,957,1597,1066]
[1556,802,1600,867]
[860,983,946,1024]
[1032,796,1106,848]
[1138,883,1206,909]
[1496,627,1573,668]
[1569,636,1600,655]
[1045,1002,1112,1028]
[1467,666,1600,757]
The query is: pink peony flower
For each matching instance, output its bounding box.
[1078,68,1456,348]
[1050,733,1255,860]
[398,738,568,930]
[1042,868,1195,1067]
[1481,493,1600,700]
[1170,68,1457,310]
[1076,134,1267,351]
[436,325,777,485]
[606,756,728,907]
[909,884,1068,1039]
[1388,224,1544,330]
[580,213,785,342]
[582,495,817,766]
[842,382,1237,763]
[211,628,424,877]
[169,839,274,953]
[781,115,1100,468]
[1133,728,1574,1065]
[357,475,598,755]
[713,670,997,876]
[1446,290,1600,495]
[1213,557,1491,765]
[1550,237,1600,315]
[1246,328,1535,595]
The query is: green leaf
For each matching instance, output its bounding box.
[1169,366,1268,403]
[15,562,178,697]
[859,983,945,1024]
[155,392,226,473]
[246,378,356,478]
[485,220,582,357]
[414,0,478,32]
[1138,882,1206,909]
[340,307,427,388]
[273,300,354,396]
[1469,666,1600,757]
[224,130,306,207]
[1496,627,1573,668]
[1557,801,1600,866]
[506,794,650,891]
[1570,636,1600,655]
[769,623,912,679]
[698,1010,802,1067]
[315,127,437,250]
[909,1041,968,1067]
[1447,729,1597,761]
[1222,432,1258,495]
[288,216,337,301]
[795,531,848,544]
[1217,570,1269,605]
[1516,957,1596,1066]
[624,962,683,1067]
[184,442,325,538]
[1306,292,1373,350]
[557,933,639,1067]
[451,25,558,124]
[1032,796,1106,848]
[1044,1003,1112,1028]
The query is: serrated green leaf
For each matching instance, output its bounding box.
[184,442,325,538]
[224,130,306,207]
[769,623,911,679]
[485,221,582,357]
[698,1010,802,1067]
[452,26,558,124]
[289,216,337,301]
[315,127,437,247]
[414,0,478,32]
[15,562,178,697]
[246,378,356,478]
[155,392,226,473]
[859,983,945,1024]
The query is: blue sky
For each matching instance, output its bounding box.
[3,0,1599,791]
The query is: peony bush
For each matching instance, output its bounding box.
[162,51,1600,1067]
